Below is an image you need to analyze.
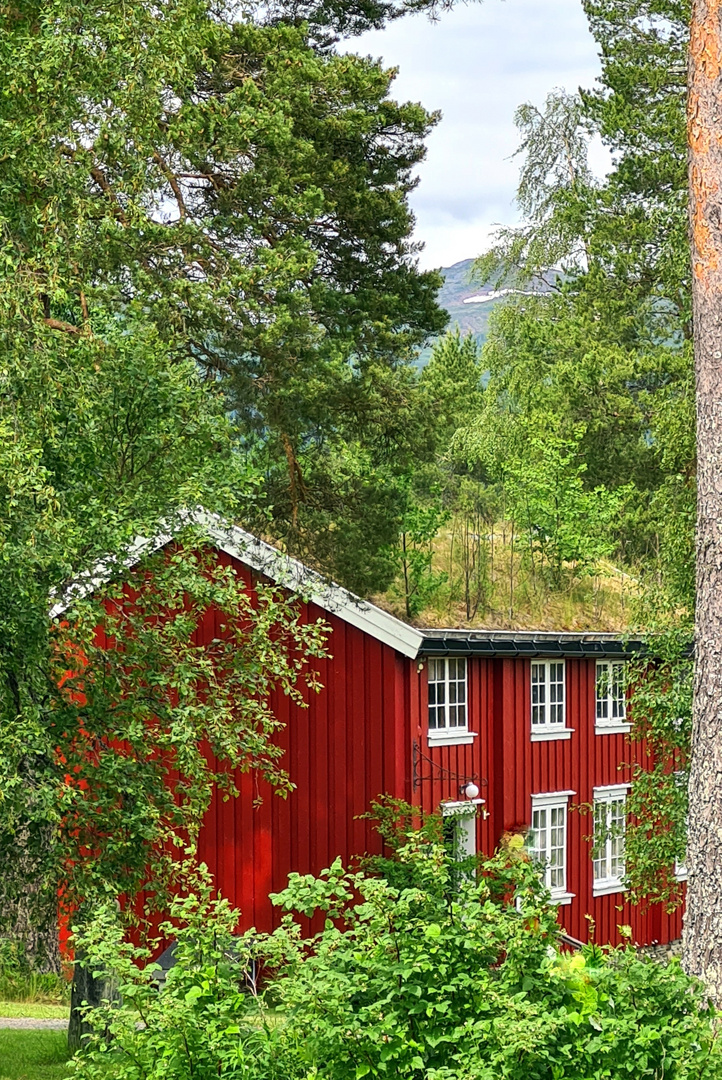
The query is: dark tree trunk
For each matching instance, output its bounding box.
[67,949,116,1052]
[683,0,722,1001]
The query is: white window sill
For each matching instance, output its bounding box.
[595,722,631,735]
[549,891,575,906]
[592,879,627,897]
[427,730,478,747]
[675,867,688,882]
[531,728,574,742]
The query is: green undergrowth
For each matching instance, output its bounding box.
[0,979,70,1007]
[0,1031,71,1080]
[0,944,71,1006]
[67,841,720,1080]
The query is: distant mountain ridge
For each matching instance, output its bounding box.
[417,257,556,366]
[434,257,501,347]
[415,257,501,366]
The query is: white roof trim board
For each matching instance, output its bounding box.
[52,511,631,662]
[202,516,424,659]
[51,511,424,660]
[48,528,176,621]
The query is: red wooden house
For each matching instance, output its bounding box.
[103,517,681,950]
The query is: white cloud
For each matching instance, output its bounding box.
[344,0,605,269]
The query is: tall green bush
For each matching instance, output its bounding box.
[271,839,719,1080]
[70,881,291,1080]
[73,836,721,1080]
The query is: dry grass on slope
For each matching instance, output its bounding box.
[375,525,638,633]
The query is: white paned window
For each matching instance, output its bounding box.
[592,785,629,895]
[529,792,574,901]
[530,661,567,737]
[595,662,629,730]
[428,658,467,731]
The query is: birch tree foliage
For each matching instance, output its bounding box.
[475,89,594,285]
[472,0,692,580]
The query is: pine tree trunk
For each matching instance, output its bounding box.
[683,0,722,1000]
[0,823,61,975]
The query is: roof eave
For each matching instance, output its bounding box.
[419,634,647,660]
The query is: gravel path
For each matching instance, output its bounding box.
[0,1017,67,1029]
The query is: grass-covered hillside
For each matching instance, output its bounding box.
[375,522,636,633]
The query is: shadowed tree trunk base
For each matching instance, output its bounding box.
[68,950,118,1053]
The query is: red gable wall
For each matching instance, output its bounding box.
[196,550,414,933]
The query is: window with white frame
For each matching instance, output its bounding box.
[529,792,573,901]
[428,658,467,731]
[674,772,688,881]
[531,661,566,734]
[595,661,628,729]
[592,785,628,894]
[442,802,478,861]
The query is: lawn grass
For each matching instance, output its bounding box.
[0,1031,71,1080]
[0,1005,69,1020]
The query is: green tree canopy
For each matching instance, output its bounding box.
[0,0,448,593]
[469,0,692,603]
[466,0,694,907]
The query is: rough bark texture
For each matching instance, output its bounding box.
[683,0,722,1001]
[67,952,116,1052]
[0,825,61,975]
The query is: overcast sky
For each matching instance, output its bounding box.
[346,0,605,270]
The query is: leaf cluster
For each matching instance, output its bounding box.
[624,629,692,908]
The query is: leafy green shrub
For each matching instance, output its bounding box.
[70,886,292,1080]
[0,940,70,1004]
[73,839,721,1080]
[270,837,721,1080]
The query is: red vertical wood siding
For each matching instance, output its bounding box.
[87,544,683,953]
[196,552,413,934]
[410,654,682,947]
[488,657,683,947]
[412,658,495,861]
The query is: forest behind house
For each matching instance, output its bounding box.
[3,0,720,1072]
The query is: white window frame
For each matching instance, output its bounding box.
[595,661,631,734]
[441,799,484,860]
[427,657,477,746]
[529,791,575,904]
[530,660,572,740]
[592,784,630,896]
[675,773,688,881]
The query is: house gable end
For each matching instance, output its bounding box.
[50,511,424,660]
